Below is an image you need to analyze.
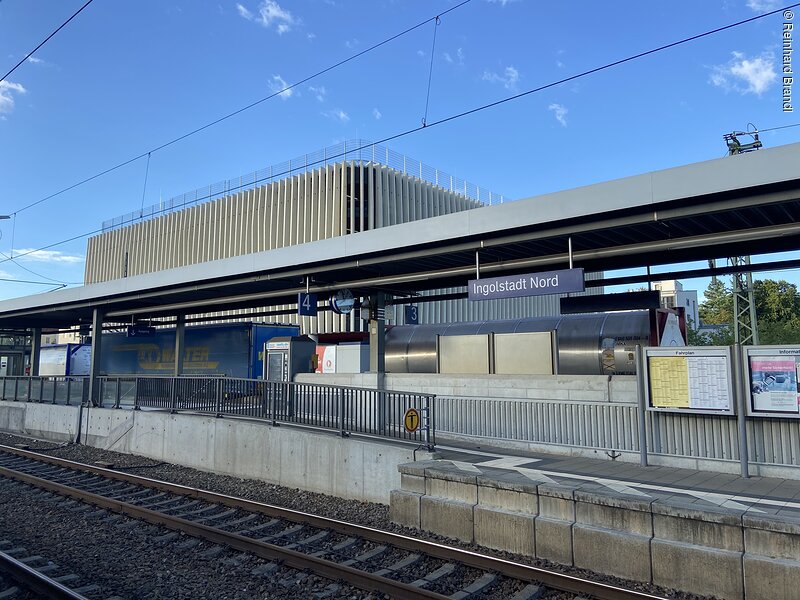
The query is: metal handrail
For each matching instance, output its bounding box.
[0,374,436,449]
[93,375,436,449]
[0,375,88,406]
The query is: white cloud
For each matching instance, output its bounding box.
[486,0,518,5]
[417,49,425,58]
[268,74,293,99]
[236,3,253,20]
[482,66,520,91]
[345,38,359,49]
[372,107,382,120]
[238,1,295,34]
[13,249,83,264]
[746,0,780,11]
[323,108,349,123]
[307,32,316,40]
[0,80,26,115]
[548,103,568,126]
[309,85,326,102]
[442,49,464,66]
[710,51,777,95]
[27,56,44,65]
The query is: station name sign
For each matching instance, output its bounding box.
[468,268,585,301]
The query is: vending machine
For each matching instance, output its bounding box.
[263,336,316,381]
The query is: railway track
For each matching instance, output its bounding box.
[0,444,668,600]
[0,537,96,599]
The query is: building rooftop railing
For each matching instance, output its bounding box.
[101,139,506,232]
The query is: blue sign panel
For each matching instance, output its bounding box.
[468,268,585,301]
[405,305,419,325]
[298,292,318,317]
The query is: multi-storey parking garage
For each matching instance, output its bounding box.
[84,141,600,333]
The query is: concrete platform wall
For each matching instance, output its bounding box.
[302,373,800,479]
[391,461,800,600]
[0,400,418,504]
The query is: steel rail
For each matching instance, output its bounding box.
[0,444,668,600]
[0,549,90,600]
[0,463,450,600]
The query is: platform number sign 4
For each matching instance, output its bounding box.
[298,292,318,317]
[404,305,419,325]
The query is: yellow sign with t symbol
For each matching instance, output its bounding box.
[404,408,421,433]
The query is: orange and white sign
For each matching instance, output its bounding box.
[315,345,337,373]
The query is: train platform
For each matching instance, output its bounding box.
[392,441,800,599]
[432,439,800,519]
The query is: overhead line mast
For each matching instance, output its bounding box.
[714,126,762,345]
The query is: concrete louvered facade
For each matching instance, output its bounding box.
[86,158,596,333]
[85,161,484,283]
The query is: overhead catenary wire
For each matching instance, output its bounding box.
[2,2,799,269]
[0,277,68,286]
[422,16,441,127]
[0,232,78,286]
[9,0,473,217]
[0,0,95,83]
[140,152,151,212]
[0,252,80,285]
[758,123,800,134]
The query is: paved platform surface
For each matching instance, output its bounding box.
[434,439,800,520]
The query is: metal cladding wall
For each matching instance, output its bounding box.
[386,312,651,375]
[86,160,601,333]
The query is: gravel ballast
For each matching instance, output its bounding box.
[0,431,716,599]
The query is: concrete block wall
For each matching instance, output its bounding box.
[298,373,638,404]
[391,461,800,600]
[0,400,420,504]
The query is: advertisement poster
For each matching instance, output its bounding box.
[749,356,800,414]
[648,354,731,412]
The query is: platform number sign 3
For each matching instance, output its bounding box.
[404,305,419,325]
[404,408,421,433]
[298,292,318,317]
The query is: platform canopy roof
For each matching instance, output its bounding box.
[1,141,800,331]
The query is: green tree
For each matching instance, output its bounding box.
[696,277,800,345]
[698,278,733,325]
[753,279,800,323]
[757,319,800,345]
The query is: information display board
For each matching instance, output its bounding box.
[643,347,735,415]
[744,346,800,419]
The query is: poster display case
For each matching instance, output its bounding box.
[643,347,735,415]
[743,346,800,419]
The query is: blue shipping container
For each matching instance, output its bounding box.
[99,323,299,378]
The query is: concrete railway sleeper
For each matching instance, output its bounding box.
[0,538,99,600]
[0,445,668,600]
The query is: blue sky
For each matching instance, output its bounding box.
[0,0,798,304]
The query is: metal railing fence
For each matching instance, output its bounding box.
[0,376,89,405]
[0,375,435,448]
[90,376,435,449]
[102,139,506,231]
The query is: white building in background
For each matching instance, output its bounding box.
[653,280,699,329]
[41,330,81,345]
